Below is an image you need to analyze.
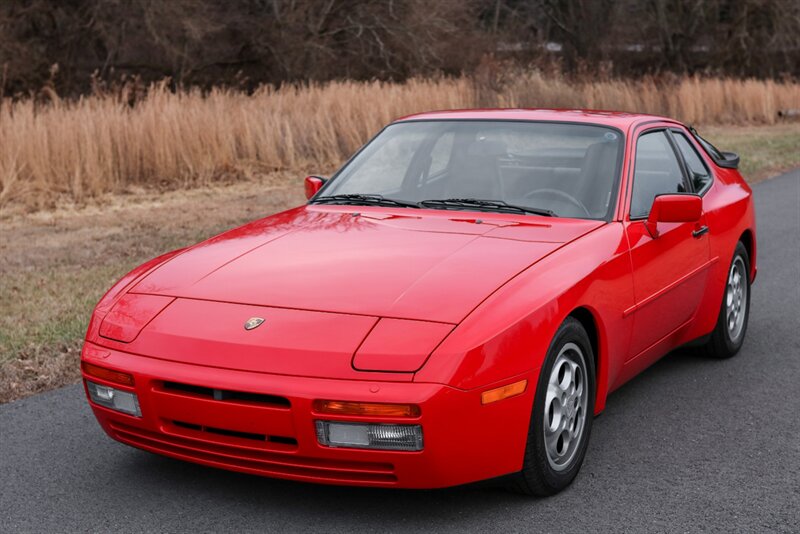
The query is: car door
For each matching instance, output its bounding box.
[624,128,711,361]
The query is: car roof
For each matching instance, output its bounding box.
[393,108,682,130]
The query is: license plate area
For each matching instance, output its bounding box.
[150,385,296,449]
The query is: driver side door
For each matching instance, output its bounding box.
[624,128,712,362]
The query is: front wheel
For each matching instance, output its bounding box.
[512,317,595,496]
[701,241,751,359]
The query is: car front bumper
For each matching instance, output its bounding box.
[81,341,535,489]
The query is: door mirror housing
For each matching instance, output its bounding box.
[645,194,702,238]
[304,175,327,199]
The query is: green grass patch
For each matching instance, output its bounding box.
[701,123,800,181]
[0,263,135,364]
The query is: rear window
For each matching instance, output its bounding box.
[689,127,725,161]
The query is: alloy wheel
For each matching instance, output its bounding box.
[543,342,589,472]
[726,255,748,343]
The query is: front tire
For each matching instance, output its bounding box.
[702,241,751,359]
[512,317,596,496]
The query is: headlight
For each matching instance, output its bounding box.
[352,318,453,373]
[98,293,174,343]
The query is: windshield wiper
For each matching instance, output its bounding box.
[419,198,555,217]
[311,193,420,209]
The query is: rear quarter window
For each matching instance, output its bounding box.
[673,132,712,193]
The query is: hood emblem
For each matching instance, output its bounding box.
[244,317,265,331]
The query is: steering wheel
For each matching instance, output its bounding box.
[524,188,591,217]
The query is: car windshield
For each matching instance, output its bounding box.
[315,120,624,219]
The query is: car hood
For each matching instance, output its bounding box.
[132,205,603,323]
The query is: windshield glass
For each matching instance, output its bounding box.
[317,120,623,219]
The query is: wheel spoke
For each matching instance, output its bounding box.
[559,430,571,454]
[556,360,572,391]
[545,383,563,432]
[545,427,560,452]
[570,409,582,439]
[546,382,561,405]
[567,361,579,395]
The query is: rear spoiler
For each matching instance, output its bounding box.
[688,125,740,169]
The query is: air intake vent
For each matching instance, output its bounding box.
[172,420,298,445]
[162,381,291,408]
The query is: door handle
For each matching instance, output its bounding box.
[692,225,709,238]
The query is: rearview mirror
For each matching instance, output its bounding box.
[645,194,702,238]
[304,175,327,199]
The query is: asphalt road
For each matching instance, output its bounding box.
[2,170,799,534]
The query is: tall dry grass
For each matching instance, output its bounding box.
[496,73,799,124]
[0,74,798,211]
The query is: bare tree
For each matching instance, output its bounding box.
[0,0,798,97]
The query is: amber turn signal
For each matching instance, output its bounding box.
[313,399,421,417]
[81,362,135,386]
[481,379,527,405]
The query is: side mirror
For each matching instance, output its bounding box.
[304,175,327,200]
[645,194,701,238]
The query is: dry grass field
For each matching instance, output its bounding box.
[0,74,799,403]
[0,176,303,402]
[1,74,798,213]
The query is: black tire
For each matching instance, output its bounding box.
[701,241,751,359]
[511,317,596,496]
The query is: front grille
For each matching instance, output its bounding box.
[109,421,397,484]
[172,420,298,446]
[161,381,291,408]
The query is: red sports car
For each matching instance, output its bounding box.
[82,109,756,495]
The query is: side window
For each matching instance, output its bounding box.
[427,131,455,177]
[630,131,687,218]
[673,132,711,192]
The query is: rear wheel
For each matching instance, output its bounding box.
[702,241,751,359]
[512,317,595,496]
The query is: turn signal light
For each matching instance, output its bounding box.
[313,400,421,418]
[81,362,135,387]
[481,379,527,405]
